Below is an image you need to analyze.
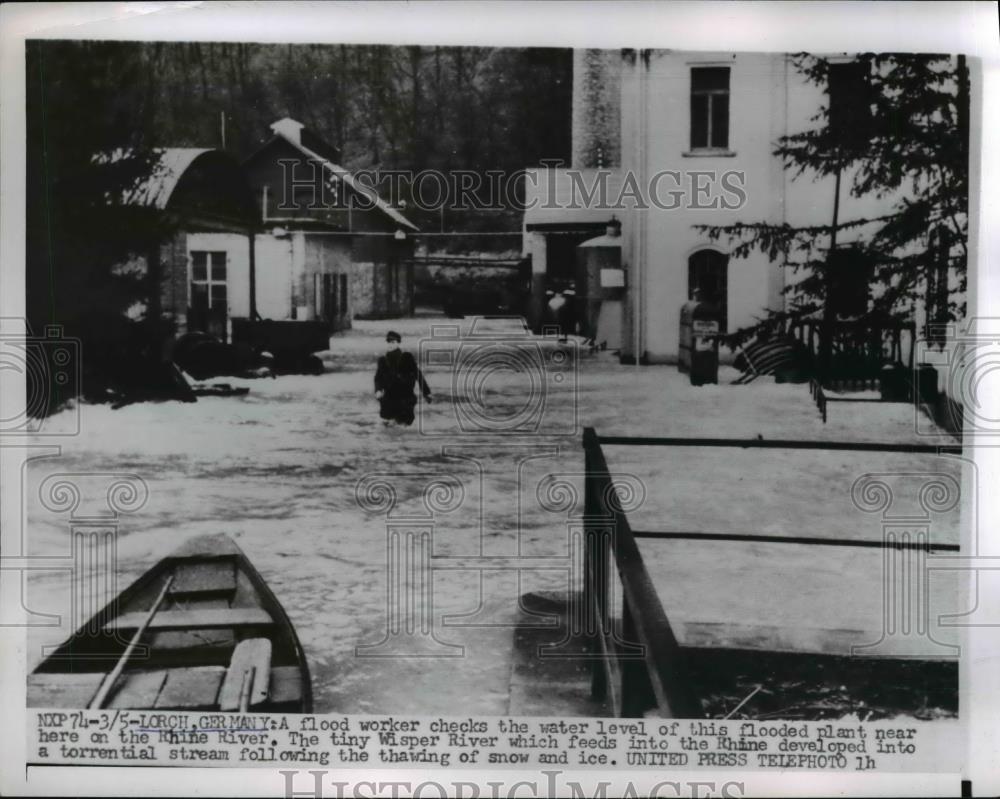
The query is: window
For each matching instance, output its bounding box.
[190,251,227,311]
[688,249,729,332]
[690,67,730,150]
[827,62,873,148]
[829,247,872,318]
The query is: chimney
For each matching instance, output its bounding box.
[571,50,621,169]
[270,117,304,146]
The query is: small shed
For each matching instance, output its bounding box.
[243,118,419,328]
[116,148,260,346]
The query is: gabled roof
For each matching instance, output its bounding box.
[247,123,418,231]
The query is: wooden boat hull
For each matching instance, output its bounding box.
[29,534,312,712]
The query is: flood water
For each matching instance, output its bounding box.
[22,319,962,716]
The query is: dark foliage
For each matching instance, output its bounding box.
[697,54,969,371]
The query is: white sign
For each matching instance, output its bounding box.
[600,268,625,288]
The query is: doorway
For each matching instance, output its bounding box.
[688,249,729,332]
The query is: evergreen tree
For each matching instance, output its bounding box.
[697,53,969,376]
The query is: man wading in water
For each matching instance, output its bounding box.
[374,331,432,426]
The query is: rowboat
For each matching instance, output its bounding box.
[28,534,312,712]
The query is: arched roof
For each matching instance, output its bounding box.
[99,147,257,227]
[99,148,255,220]
[125,148,215,209]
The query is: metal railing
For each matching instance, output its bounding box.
[581,427,961,718]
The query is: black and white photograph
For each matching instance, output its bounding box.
[1,2,997,797]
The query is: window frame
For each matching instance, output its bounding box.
[689,65,732,154]
[189,250,228,312]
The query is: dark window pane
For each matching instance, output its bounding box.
[191,282,208,310]
[191,251,207,281]
[692,67,729,92]
[828,62,872,143]
[210,252,227,280]
[829,247,872,317]
[711,94,729,148]
[690,93,709,149]
[210,284,227,307]
[340,274,348,314]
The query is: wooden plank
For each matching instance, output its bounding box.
[594,432,960,454]
[27,673,104,708]
[219,639,272,711]
[150,629,236,651]
[169,561,237,597]
[109,607,272,632]
[91,575,175,709]
[155,666,226,709]
[268,666,304,706]
[106,670,169,709]
[583,430,701,719]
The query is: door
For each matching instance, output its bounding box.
[688,249,728,332]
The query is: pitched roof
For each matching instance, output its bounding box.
[253,124,418,231]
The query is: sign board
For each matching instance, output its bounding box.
[600,268,625,288]
[693,319,719,334]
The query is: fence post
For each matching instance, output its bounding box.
[583,428,603,699]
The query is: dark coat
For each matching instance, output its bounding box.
[374,350,430,425]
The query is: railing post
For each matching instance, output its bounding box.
[583,428,602,699]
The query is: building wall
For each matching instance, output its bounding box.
[158,230,188,331]
[303,234,353,331]
[254,233,294,321]
[620,50,920,363]
[252,232,353,330]
[186,232,252,317]
[620,51,784,362]
[351,236,414,318]
[351,261,414,319]
[156,229,251,339]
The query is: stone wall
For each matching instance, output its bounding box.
[572,49,622,168]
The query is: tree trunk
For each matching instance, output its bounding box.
[819,166,843,380]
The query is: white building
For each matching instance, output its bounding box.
[525,49,959,364]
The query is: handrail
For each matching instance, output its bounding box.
[593,433,960,454]
[582,426,961,719]
[583,428,701,719]
[632,529,959,552]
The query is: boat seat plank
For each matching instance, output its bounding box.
[169,561,237,597]
[150,629,236,651]
[107,670,169,709]
[109,608,273,632]
[155,666,226,709]
[27,673,104,708]
[169,597,232,610]
[219,638,272,711]
[268,666,304,705]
